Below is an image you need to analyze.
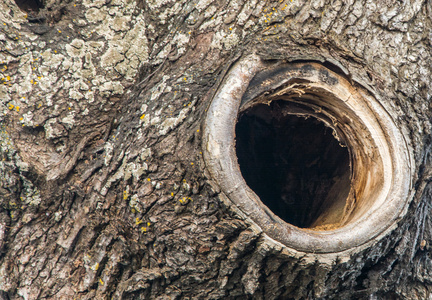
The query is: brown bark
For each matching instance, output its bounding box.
[1,0,432,299]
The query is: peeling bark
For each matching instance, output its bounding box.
[1,0,432,299]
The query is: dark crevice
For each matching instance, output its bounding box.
[14,0,44,14]
[235,101,351,228]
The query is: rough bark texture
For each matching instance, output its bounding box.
[1,0,432,299]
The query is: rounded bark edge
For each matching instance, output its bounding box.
[203,53,414,263]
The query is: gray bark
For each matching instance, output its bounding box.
[0,0,432,299]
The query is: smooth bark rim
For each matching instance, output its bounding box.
[203,54,413,256]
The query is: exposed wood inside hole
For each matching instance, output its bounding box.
[236,101,351,229]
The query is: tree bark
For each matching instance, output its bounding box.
[1,0,432,299]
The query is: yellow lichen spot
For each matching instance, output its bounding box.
[171,192,174,196]
[19,117,23,121]
[135,217,143,225]
[141,227,147,233]
[184,77,187,81]
[58,30,62,33]
[94,262,99,271]
[54,50,57,53]
[8,104,14,110]
[147,178,151,182]
[196,129,199,132]
[147,222,151,226]
[140,114,145,119]
[229,27,232,30]
[6,76,10,81]
[15,106,19,112]
[123,190,129,200]
[191,162,194,165]
[68,107,71,110]
[99,278,104,285]
[188,31,191,34]
[131,208,136,213]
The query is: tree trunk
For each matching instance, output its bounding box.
[1,0,432,299]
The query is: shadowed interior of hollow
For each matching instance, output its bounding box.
[14,0,44,13]
[235,101,351,229]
